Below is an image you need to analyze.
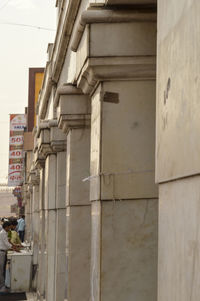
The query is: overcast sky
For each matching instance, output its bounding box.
[0,0,56,183]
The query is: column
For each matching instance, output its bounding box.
[29,169,40,291]
[73,7,157,301]
[24,184,32,242]
[55,85,91,301]
[37,122,67,301]
[54,151,67,301]
[33,137,47,301]
[37,165,46,301]
[45,153,57,301]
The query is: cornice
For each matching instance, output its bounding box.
[29,170,40,186]
[51,0,82,83]
[77,56,156,95]
[55,84,91,133]
[58,114,91,134]
[37,124,66,157]
[54,84,83,108]
[71,8,156,52]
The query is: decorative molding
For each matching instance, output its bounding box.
[36,123,66,158]
[29,170,40,186]
[77,56,156,95]
[58,114,91,134]
[54,84,91,133]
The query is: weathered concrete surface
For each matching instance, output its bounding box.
[156,0,200,183]
[156,2,200,300]
[158,176,200,301]
[90,79,158,301]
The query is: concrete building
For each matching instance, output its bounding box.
[22,0,200,301]
[25,0,158,300]
[0,185,17,217]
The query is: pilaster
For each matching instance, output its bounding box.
[29,169,40,290]
[72,7,158,301]
[36,122,66,301]
[55,85,91,301]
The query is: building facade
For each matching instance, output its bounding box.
[22,0,200,301]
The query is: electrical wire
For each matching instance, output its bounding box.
[0,21,55,31]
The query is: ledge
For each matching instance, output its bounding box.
[54,84,83,108]
[58,114,91,133]
[71,8,156,52]
[77,56,156,95]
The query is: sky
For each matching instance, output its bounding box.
[0,0,56,183]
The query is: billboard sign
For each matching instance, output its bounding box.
[8,114,26,187]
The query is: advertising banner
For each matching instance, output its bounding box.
[8,114,26,187]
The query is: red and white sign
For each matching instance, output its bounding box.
[9,150,23,159]
[9,135,24,146]
[10,114,26,131]
[8,114,26,187]
[8,172,23,186]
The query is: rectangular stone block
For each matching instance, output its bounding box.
[45,154,57,209]
[56,151,66,208]
[67,205,91,301]
[91,199,158,301]
[90,81,158,201]
[66,128,90,206]
[46,210,57,301]
[90,23,156,57]
[156,0,200,182]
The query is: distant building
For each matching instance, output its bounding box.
[0,184,17,217]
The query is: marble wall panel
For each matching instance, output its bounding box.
[158,176,200,301]
[66,128,90,206]
[90,22,156,57]
[57,151,66,209]
[156,0,200,182]
[67,205,91,301]
[101,199,158,301]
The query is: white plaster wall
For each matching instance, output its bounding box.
[158,176,200,301]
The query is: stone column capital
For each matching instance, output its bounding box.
[36,122,66,158]
[29,169,40,186]
[54,84,91,134]
[71,8,156,94]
